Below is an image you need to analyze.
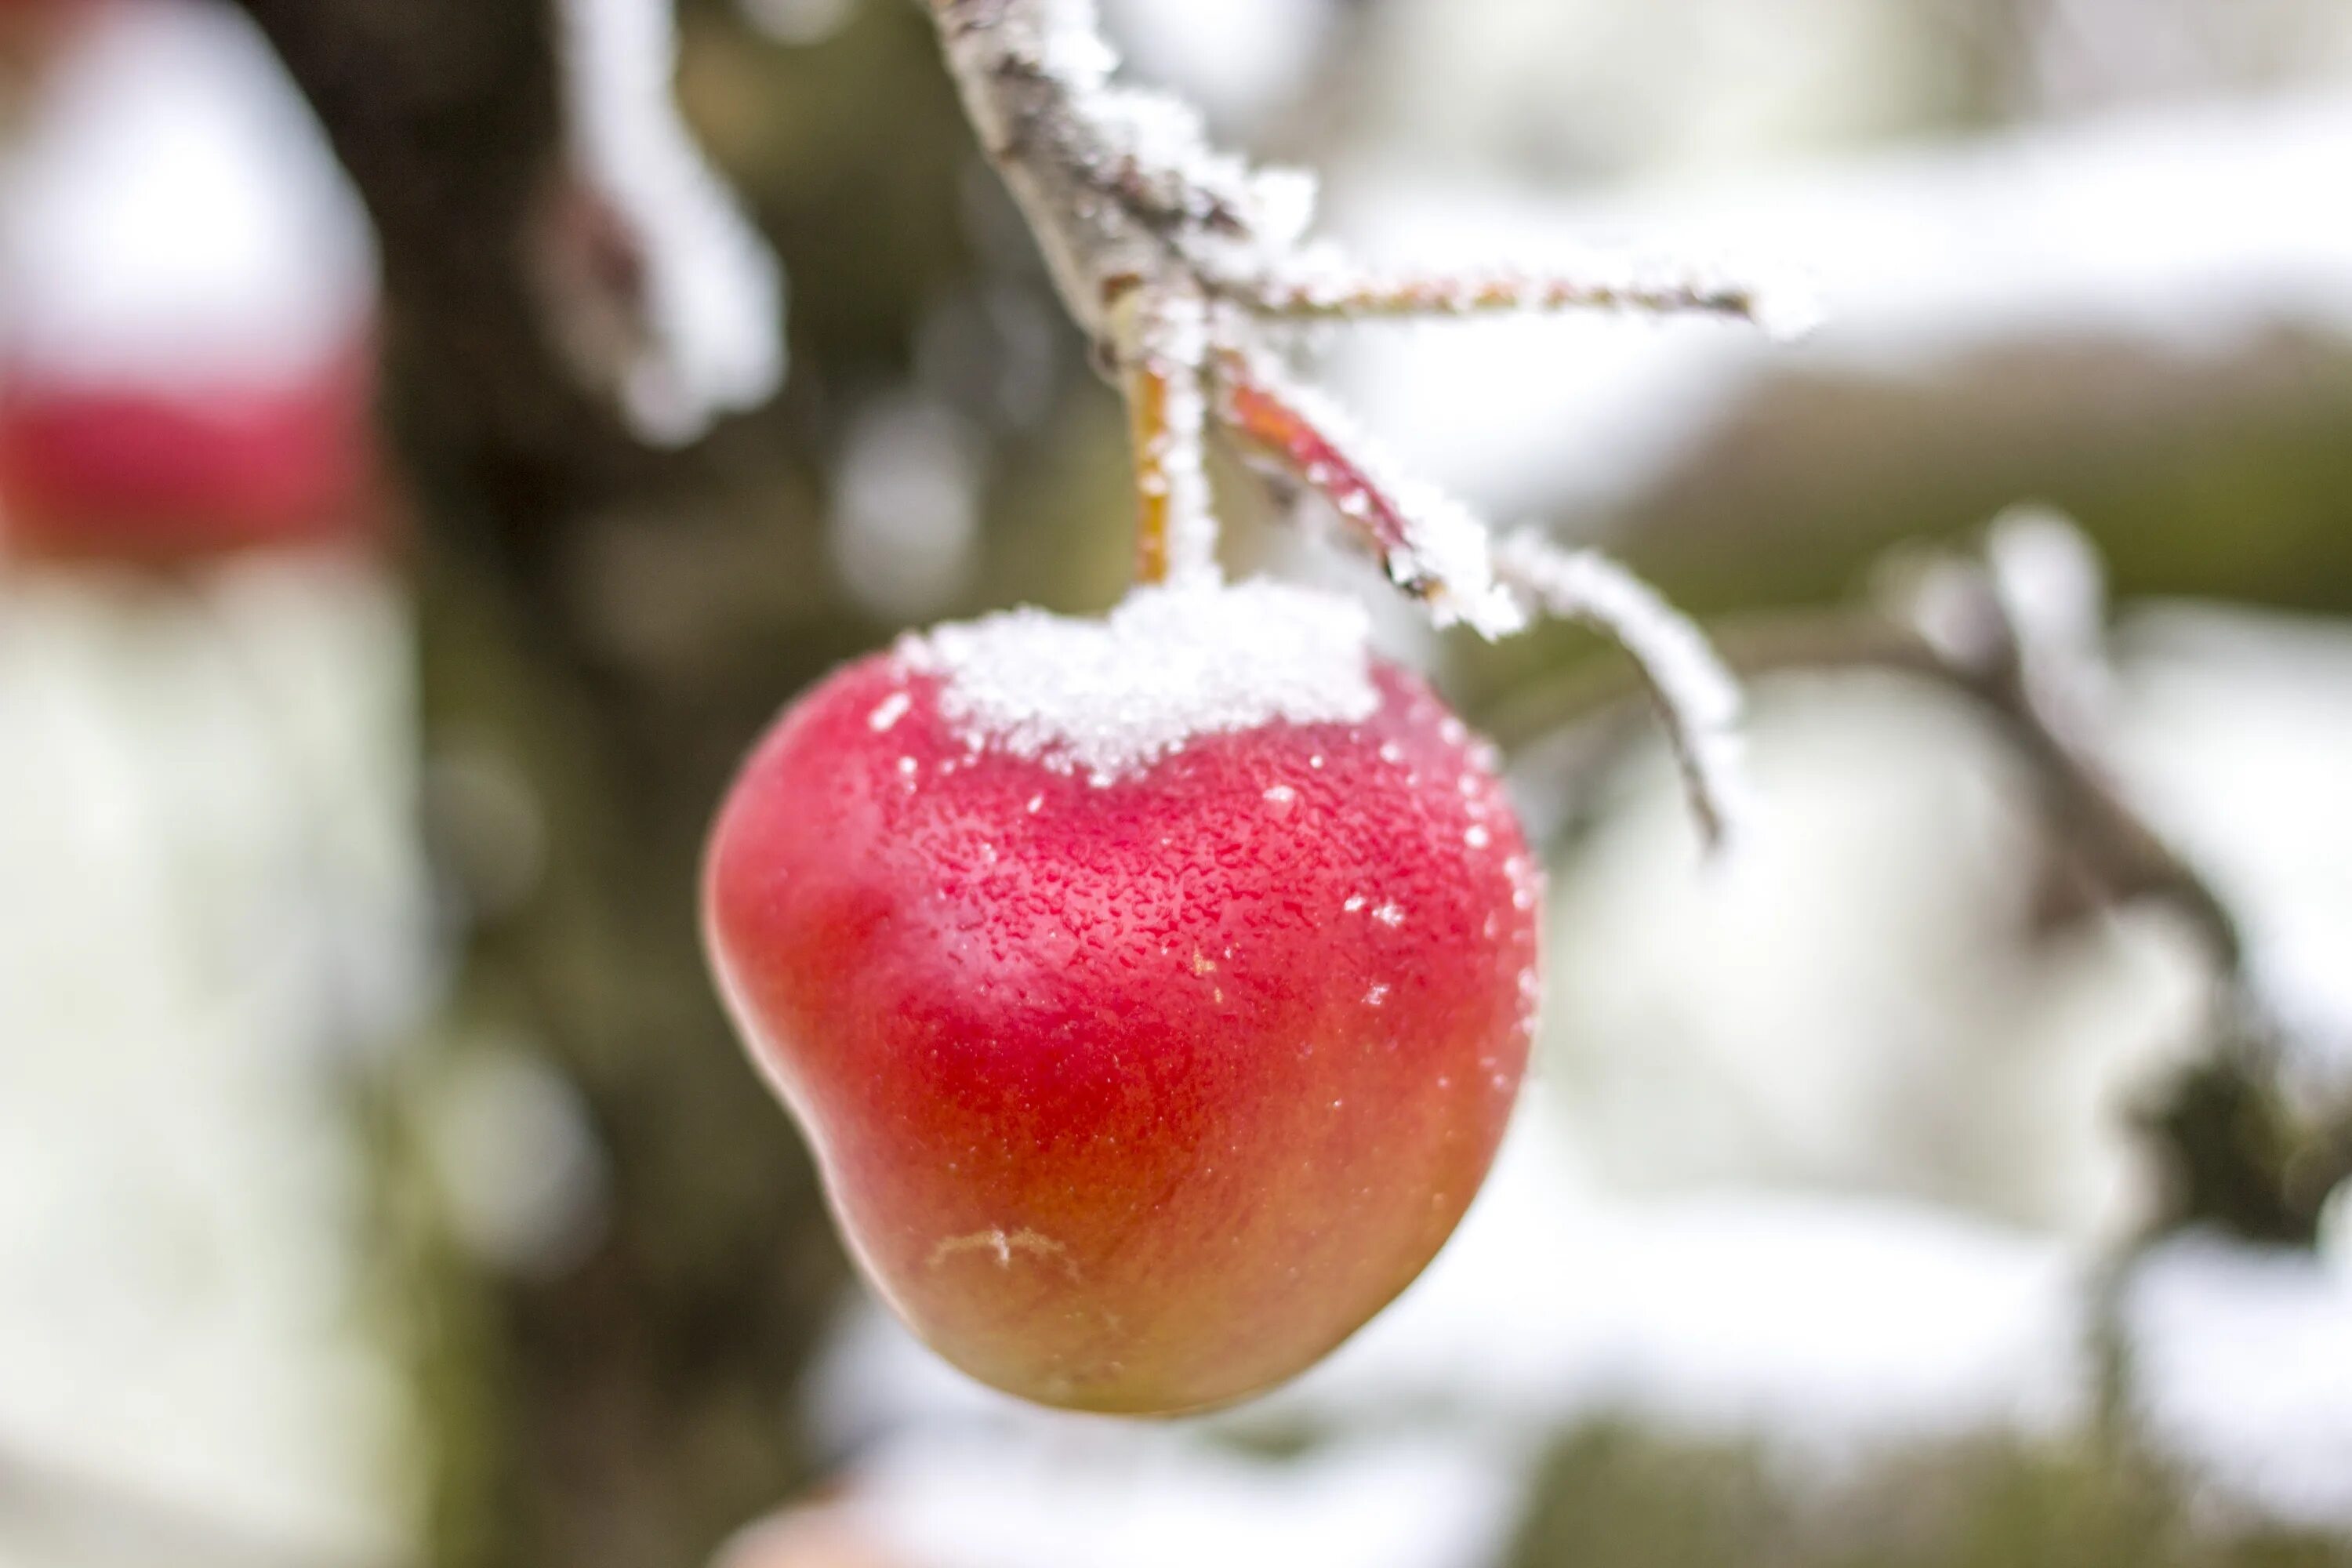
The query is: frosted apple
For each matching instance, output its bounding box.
[702,581,1541,1414]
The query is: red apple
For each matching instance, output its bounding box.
[0,341,382,564]
[703,582,1541,1414]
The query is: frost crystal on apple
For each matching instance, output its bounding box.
[901,579,1379,785]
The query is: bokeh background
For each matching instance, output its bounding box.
[1,1,2349,1565]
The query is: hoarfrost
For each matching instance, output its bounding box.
[902,579,1378,784]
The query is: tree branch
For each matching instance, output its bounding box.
[921,0,1807,848]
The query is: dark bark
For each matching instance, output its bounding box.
[228,4,864,1563]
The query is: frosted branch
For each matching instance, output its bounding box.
[1214,343,1523,638]
[1492,530,1749,853]
[924,0,1797,854]
[926,0,1311,342]
[1225,259,1818,338]
[925,0,1806,602]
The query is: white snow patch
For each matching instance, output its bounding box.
[2109,603,2352,1091]
[1098,0,1336,132]
[0,0,376,392]
[1135,291,1218,586]
[1494,531,1749,848]
[993,0,1319,285]
[2126,1235,2352,1531]
[846,1427,1520,1568]
[557,0,786,443]
[900,579,1378,785]
[1332,92,2352,518]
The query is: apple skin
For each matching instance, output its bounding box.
[702,647,1541,1415]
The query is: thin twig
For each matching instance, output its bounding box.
[1225,263,1809,335]
[1214,343,1522,637]
[1491,531,1749,853]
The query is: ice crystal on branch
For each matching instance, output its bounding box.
[1215,342,1523,639]
[1492,532,1750,851]
[924,0,1805,844]
[1222,257,1814,337]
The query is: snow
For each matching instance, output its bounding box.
[1243,251,1818,343]
[2126,1236,2352,1531]
[996,0,1323,285]
[2109,604,2352,1091]
[1530,673,2208,1236]
[0,0,376,393]
[0,558,426,1561]
[1098,0,1336,133]
[840,1428,1519,1568]
[1330,91,2352,518]
[557,0,786,443]
[900,579,1378,786]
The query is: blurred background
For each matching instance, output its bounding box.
[0,0,2348,1565]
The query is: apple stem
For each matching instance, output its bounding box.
[1114,285,1215,588]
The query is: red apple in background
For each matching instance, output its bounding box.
[703,581,1541,1414]
[0,0,383,564]
[0,339,380,562]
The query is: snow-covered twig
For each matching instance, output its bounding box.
[1491,531,1749,852]
[1225,261,1812,336]
[1214,343,1523,638]
[921,0,1791,847]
